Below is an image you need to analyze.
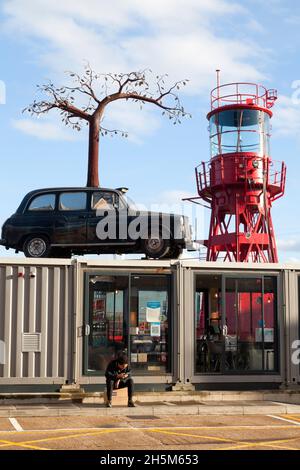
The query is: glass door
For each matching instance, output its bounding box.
[223,276,277,373]
[195,275,222,373]
[84,274,129,374]
[129,275,171,375]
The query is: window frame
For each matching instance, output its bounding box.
[58,191,88,212]
[194,272,280,376]
[26,193,57,212]
[90,191,119,211]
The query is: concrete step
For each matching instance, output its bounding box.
[1,401,300,417]
[1,389,300,406]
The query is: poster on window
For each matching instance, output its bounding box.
[151,322,161,337]
[255,328,274,342]
[146,301,161,322]
[225,335,237,351]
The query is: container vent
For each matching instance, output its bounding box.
[22,333,41,352]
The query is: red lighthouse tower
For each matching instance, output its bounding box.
[194,74,286,262]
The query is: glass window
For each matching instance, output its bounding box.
[28,194,56,211]
[194,274,278,374]
[129,275,170,375]
[209,109,270,157]
[91,192,116,211]
[85,273,171,376]
[59,192,87,211]
[224,276,277,373]
[195,275,222,373]
[87,275,129,373]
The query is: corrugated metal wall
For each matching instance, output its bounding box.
[0,259,299,389]
[0,262,74,383]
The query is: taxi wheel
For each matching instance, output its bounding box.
[143,237,170,259]
[23,235,51,258]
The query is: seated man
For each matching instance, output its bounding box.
[105,354,135,408]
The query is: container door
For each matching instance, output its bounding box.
[84,274,129,375]
[223,276,277,373]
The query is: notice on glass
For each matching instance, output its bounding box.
[138,353,148,362]
[151,322,161,337]
[130,353,138,363]
[255,328,274,342]
[225,335,237,352]
[146,301,161,322]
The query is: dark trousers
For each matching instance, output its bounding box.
[106,377,134,402]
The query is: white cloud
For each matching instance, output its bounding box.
[12,100,160,143]
[2,0,268,141]
[154,189,195,206]
[273,94,300,137]
[104,100,160,144]
[277,238,300,252]
[2,0,266,87]
[12,118,82,141]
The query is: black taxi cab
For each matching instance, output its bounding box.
[0,187,194,259]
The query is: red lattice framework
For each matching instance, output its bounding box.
[187,80,286,263]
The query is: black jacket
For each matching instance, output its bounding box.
[105,359,131,381]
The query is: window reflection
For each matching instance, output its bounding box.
[86,274,171,375]
[88,276,128,372]
[195,274,278,374]
[209,109,270,157]
[130,275,170,375]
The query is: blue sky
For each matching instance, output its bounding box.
[0,0,300,260]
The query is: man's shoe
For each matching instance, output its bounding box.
[106,401,112,408]
[128,400,135,407]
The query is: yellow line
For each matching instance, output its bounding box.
[148,429,241,445]
[222,434,300,451]
[0,439,48,451]
[148,428,300,451]
[222,442,299,451]
[0,428,125,450]
[1,424,299,437]
[284,415,300,423]
[1,423,300,451]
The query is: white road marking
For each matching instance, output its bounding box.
[162,401,176,406]
[268,415,300,426]
[8,418,23,432]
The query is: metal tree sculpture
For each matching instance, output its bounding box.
[25,66,190,187]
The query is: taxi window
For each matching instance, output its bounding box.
[59,192,87,211]
[91,192,116,210]
[28,194,56,211]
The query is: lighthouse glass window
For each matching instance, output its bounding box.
[209,109,270,157]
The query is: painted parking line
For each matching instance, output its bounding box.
[285,415,300,423]
[148,428,244,446]
[0,423,300,435]
[268,415,300,426]
[0,427,259,451]
[148,427,300,451]
[0,428,125,450]
[8,418,23,432]
[1,421,300,450]
[0,438,48,451]
[221,434,300,451]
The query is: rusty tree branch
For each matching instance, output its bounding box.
[25,67,191,187]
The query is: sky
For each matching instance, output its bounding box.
[0,0,300,261]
